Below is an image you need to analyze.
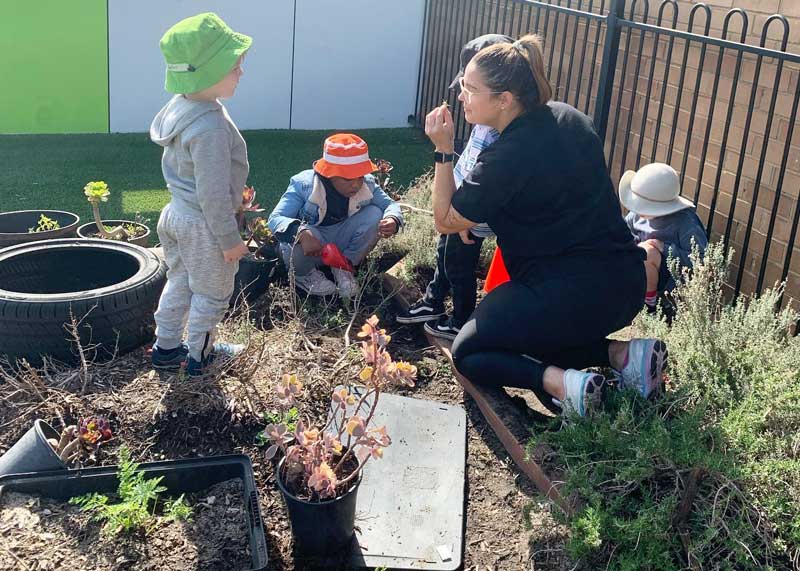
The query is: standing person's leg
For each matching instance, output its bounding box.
[152,204,191,369]
[175,214,240,373]
[396,233,449,324]
[425,232,484,340]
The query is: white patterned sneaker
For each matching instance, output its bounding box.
[618,338,668,399]
[331,267,359,299]
[294,268,337,297]
[558,369,607,417]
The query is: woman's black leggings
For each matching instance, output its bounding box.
[451,264,646,405]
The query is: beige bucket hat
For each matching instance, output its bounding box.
[619,163,695,217]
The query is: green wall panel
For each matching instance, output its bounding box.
[0,0,108,134]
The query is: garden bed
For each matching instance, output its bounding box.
[0,478,250,571]
[0,270,571,570]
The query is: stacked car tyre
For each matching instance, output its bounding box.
[0,239,166,366]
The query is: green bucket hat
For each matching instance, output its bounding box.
[160,13,252,94]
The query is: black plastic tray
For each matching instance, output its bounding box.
[0,454,267,570]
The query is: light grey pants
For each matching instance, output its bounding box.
[281,204,383,276]
[154,203,238,361]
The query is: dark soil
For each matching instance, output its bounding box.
[0,262,572,570]
[0,478,250,571]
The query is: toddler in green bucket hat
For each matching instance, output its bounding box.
[149,13,253,377]
[160,12,252,95]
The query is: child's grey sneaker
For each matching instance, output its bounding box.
[617,338,668,399]
[331,267,358,299]
[423,315,462,341]
[151,343,189,371]
[294,268,337,297]
[186,342,245,377]
[558,369,607,417]
[396,298,446,324]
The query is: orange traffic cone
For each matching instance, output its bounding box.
[483,247,510,293]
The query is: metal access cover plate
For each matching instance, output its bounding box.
[334,385,466,570]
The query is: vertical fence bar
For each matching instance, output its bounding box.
[737,16,790,294]
[564,0,583,106]
[634,3,674,169]
[608,1,641,169]
[669,4,711,169]
[573,0,594,111]
[585,0,606,115]
[777,72,800,294]
[649,1,679,164]
[706,10,749,241]
[414,0,432,125]
[547,1,563,80]
[594,0,624,140]
[618,3,651,178]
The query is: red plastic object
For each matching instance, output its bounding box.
[321,243,354,272]
[483,247,510,293]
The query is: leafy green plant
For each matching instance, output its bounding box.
[27,214,60,233]
[163,494,193,522]
[70,447,191,536]
[533,241,800,569]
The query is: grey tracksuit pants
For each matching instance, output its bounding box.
[154,202,238,361]
[280,204,383,275]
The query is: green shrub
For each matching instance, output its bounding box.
[533,241,800,570]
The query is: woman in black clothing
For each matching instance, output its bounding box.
[424,34,668,416]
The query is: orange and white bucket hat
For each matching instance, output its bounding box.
[313,133,378,179]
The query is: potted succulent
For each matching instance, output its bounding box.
[0,210,80,248]
[231,186,280,306]
[263,315,417,556]
[0,416,112,477]
[77,181,152,247]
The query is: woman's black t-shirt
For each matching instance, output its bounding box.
[451,101,644,285]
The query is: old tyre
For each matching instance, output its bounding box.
[0,239,166,366]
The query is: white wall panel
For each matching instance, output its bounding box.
[290,0,426,130]
[108,0,294,132]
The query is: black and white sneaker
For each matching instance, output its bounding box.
[423,315,462,341]
[396,298,446,324]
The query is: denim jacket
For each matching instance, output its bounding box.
[268,169,403,241]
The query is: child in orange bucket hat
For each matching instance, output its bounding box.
[268,133,403,298]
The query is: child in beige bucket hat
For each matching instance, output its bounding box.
[619,163,708,312]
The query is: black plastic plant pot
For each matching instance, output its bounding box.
[0,420,66,478]
[0,454,268,570]
[0,210,80,248]
[230,251,279,307]
[276,456,362,557]
[76,220,151,247]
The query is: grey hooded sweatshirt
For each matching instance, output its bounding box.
[150,95,248,251]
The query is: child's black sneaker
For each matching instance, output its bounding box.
[151,343,189,371]
[396,298,446,324]
[185,342,245,377]
[423,315,462,341]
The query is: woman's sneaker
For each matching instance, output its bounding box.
[151,343,189,371]
[396,298,446,324]
[558,369,607,417]
[294,268,337,297]
[617,338,668,399]
[424,315,462,341]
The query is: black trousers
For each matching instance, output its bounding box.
[451,261,646,404]
[424,232,485,326]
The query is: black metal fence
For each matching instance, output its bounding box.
[415,0,800,304]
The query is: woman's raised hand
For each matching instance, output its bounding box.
[425,103,455,153]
